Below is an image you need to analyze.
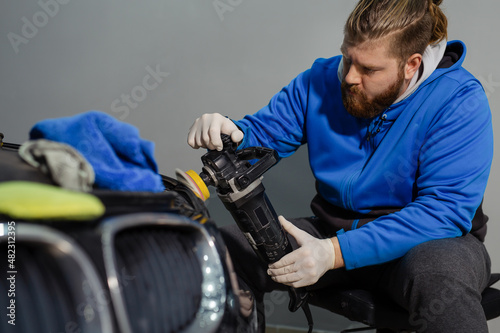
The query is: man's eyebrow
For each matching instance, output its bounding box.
[360,63,384,71]
[339,46,384,70]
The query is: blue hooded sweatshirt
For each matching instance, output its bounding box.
[234,40,493,270]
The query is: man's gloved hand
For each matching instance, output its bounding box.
[267,216,335,288]
[187,113,244,151]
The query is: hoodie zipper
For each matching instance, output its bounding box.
[343,171,359,210]
[345,112,388,210]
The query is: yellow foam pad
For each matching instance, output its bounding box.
[185,170,210,201]
[175,168,211,201]
[0,181,105,220]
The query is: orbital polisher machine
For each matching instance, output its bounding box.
[176,134,313,330]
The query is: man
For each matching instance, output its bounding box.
[188,0,493,332]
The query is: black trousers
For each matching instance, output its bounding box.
[220,217,492,333]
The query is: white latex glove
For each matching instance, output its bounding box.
[267,216,335,288]
[187,113,244,151]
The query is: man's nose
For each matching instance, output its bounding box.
[344,64,362,85]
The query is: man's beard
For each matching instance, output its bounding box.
[341,71,405,119]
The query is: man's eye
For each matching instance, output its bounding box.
[363,68,375,75]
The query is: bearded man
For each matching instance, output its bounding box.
[187,1,494,332]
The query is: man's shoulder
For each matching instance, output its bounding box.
[303,56,343,85]
[311,55,343,70]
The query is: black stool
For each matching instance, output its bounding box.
[309,273,500,332]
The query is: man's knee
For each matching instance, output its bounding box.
[399,235,490,332]
[407,273,486,332]
[401,235,489,286]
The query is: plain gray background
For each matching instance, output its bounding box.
[1,0,498,331]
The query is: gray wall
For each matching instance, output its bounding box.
[1,1,499,331]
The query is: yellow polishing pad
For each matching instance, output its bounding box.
[175,169,210,201]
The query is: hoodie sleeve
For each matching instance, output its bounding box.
[233,69,312,158]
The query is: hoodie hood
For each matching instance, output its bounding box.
[393,39,448,103]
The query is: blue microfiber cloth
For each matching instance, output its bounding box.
[30,111,165,192]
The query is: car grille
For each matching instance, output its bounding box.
[101,213,228,333]
[114,227,204,333]
[0,224,113,333]
[0,213,230,333]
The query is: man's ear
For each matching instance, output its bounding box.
[404,53,423,80]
